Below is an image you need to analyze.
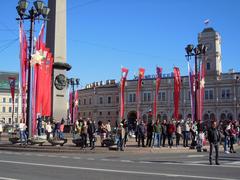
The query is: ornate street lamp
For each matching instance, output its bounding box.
[67,78,80,124]
[16,0,50,138]
[185,44,207,126]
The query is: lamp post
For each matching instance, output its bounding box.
[185,44,207,129]
[67,78,80,124]
[16,0,50,138]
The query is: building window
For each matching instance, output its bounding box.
[99,97,103,104]
[143,92,151,102]
[83,98,87,105]
[9,107,12,113]
[83,112,86,116]
[15,107,18,113]
[206,62,211,70]
[89,98,92,105]
[116,111,119,115]
[78,99,81,106]
[9,98,12,103]
[2,97,6,103]
[107,96,112,104]
[2,107,6,113]
[108,111,111,115]
[99,111,102,116]
[116,96,119,103]
[8,118,11,124]
[128,93,136,102]
[205,89,214,100]
[158,91,166,101]
[221,88,230,99]
[15,98,18,103]
[89,112,91,116]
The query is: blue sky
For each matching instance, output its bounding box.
[1,0,240,87]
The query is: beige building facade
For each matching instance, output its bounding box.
[0,72,21,125]
[77,27,240,127]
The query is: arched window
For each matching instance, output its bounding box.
[210,113,216,121]
[227,113,233,121]
[220,113,226,121]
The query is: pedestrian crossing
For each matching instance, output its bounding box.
[0,151,239,168]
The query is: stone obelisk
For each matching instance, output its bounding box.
[46,0,67,121]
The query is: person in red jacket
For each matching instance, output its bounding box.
[229,124,237,153]
[167,120,176,148]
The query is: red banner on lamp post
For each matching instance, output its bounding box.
[153,67,162,121]
[173,67,181,121]
[136,68,145,120]
[120,67,129,120]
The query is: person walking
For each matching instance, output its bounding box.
[81,120,88,148]
[45,121,52,140]
[167,120,175,148]
[137,120,146,147]
[229,123,237,153]
[161,119,167,147]
[208,120,221,165]
[175,122,182,147]
[146,122,153,147]
[117,123,125,151]
[19,119,27,145]
[183,120,190,147]
[87,118,96,150]
[152,119,162,148]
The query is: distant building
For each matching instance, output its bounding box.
[0,71,21,125]
[77,27,240,127]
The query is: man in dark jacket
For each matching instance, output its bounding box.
[87,118,96,150]
[137,120,146,147]
[208,120,221,165]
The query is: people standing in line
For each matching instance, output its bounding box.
[152,119,162,148]
[117,123,125,151]
[146,121,153,147]
[137,120,146,147]
[19,119,27,145]
[208,120,221,165]
[224,121,231,154]
[87,118,96,150]
[106,120,111,138]
[183,120,190,147]
[229,123,237,153]
[45,121,52,140]
[175,121,182,147]
[161,119,167,147]
[81,120,88,148]
[167,120,175,148]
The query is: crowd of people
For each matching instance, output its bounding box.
[1,116,239,156]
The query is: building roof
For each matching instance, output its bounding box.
[202,27,216,33]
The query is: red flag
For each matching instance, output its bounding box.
[173,67,181,120]
[120,67,129,119]
[69,92,73,122]
[153,67,162,121]
[74,90,79,124]
[19,21,27,120]
[8,77,16,122]
[42,50,53,116]
[197,61,205,123]
[136,68,145,120]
